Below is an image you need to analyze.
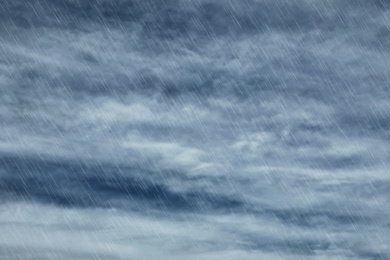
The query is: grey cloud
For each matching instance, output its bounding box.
[1,0,390,259]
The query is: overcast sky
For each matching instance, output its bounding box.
[1,0,390,259]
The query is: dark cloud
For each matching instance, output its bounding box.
[0,155,244,213]
[354,250,389,260]
[241,236,331,256]
[265,207,372,228]
[308,154,373,170]
[0,155,379,232]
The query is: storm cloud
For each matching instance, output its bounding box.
[1,0,390,259]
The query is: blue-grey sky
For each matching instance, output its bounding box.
[1,0,390,259]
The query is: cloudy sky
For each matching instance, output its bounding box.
[1,0,390,259]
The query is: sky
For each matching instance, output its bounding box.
[1,0,390,259]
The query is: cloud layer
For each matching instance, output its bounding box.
[1,0,390,259]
